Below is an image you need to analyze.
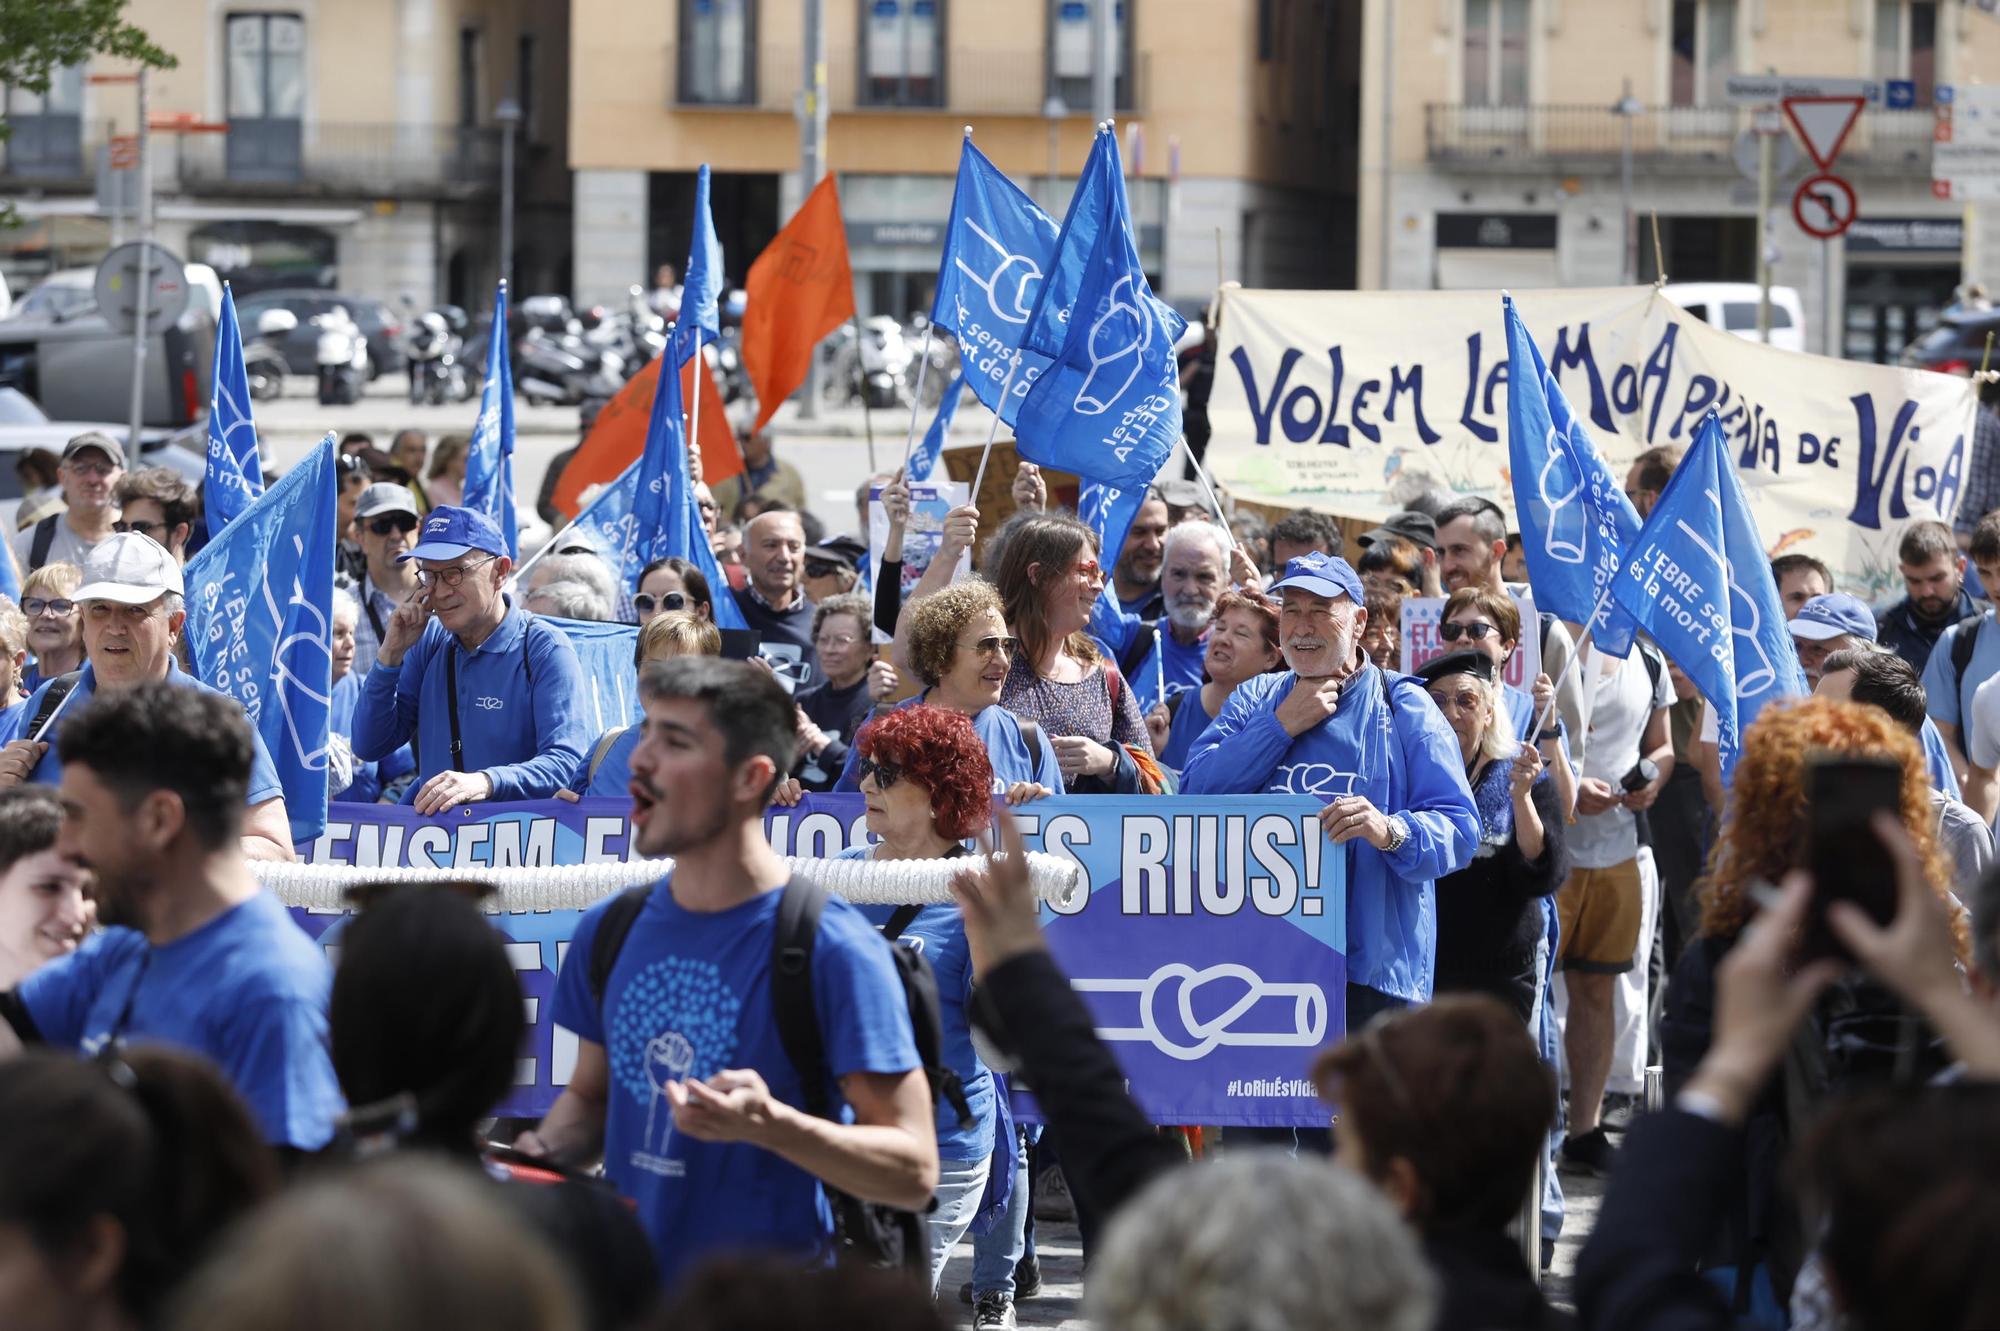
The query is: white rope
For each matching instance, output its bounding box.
[260,853,1084,914]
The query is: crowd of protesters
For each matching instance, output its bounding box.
[0,415,1997,1331]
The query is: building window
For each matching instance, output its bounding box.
[1875,0,1937,107]
[518,32,537,131]
[225,13,305,181]
[679,0,756,106]
[860,0,944,107]
[3,65,84,178]
[1462,0,1528,107]
[1049,0,1134,113]
[1669,0,1736,106]
[459,27,482,126]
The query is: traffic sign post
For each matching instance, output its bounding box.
[1793,173,1858,239]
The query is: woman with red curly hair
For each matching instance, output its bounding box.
[1660,696,1970,1312]
[836,704,997,1299]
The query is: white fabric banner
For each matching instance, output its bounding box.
[1207,285,1977,599]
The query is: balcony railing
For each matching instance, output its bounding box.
[173,122,503,197]
[1426,103,1939,175]
[668,45,1149,117]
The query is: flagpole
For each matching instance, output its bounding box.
[852,311,878,473]
[900,322,935,474]
[1531,588,1610,740]
[687,340,703,484]
[969,351,1021,505]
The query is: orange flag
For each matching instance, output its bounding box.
[741,174,856,434]
[550,351,741,519]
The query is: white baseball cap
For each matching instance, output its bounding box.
[74,532,185,606]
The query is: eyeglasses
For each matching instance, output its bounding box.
[414,555,499,589]
[815,632,860,649]
[113,519,165,538]
[1069,558,1104,581]
[22,598,75,618]
[958,633,1017,661]
[856,754,904,790]
[634,591,687,614]
[1438,621,1500,643]
[63,459,115,478]
[365,514,418,536]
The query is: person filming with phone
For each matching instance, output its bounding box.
[354,506,591,815]
[1658,696,1970,1319]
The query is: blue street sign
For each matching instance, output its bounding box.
[1887,79,1917,109]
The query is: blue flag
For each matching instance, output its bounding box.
[904,372,963,483]
[1609,411,1806,778]
[1014,131,1187,492]
[630,326,747,629]
[185,431,338,842]
[1504,294,1640,657]
[1082,479,1152,647]
[463,281,518,556]
[541,615,642,731]
[678,163,724,363]
[930,138,1061,426]
[1019,128,1118,360]
[205,283,264,537]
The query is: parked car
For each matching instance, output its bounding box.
[1899,308,2000,376]
[0,305,214,431]
[1662,282,1807,355]
[232,289,406,377]
[7,263,224,331]
[0,387,205,533]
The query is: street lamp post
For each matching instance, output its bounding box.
[495,96,522,293]
[1613,80,1643,285]
[1044,93,1067,209]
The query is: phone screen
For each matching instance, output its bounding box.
[1799,753,1904,965]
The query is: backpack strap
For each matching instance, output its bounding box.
[587,726,629,783]
[1116,621,1158,680]
[1017,717,1044,779]
[1952,613,1985,710]
[771,875,833,1120]
[880,903,923,942]
[587,885,651,1014]
[1165,689,1188,722]
[27,515,56,573]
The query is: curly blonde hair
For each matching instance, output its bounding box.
[1699,697,1968,960]
[905,579,1005,688]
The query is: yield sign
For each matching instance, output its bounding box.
[1782,95,1865,170]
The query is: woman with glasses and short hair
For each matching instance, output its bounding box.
[1440,586,1574,820]
[794,592,874,791]
[18,561,82,693]
[634,556,714,625]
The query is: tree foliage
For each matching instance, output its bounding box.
[0,0,176,99]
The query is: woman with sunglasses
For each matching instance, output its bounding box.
[18,561,82,693]
[635,556,713,625]
[835,705,998,1299]
[993,514,1159,794]
[1440,586,1574,820]
[1413,650,1567,1025]
[837,580,1062,800]
[1145,589,1283,773]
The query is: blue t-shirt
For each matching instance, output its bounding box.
[843,847,994,1164]
[1158,685,1219,772]
[4,661,284,807]
[353,599,590,802]
[833,694,1064,794]
[1090,596,1207,712]
[1923,612,2000,733]
[575,726,642,798]
[329,672,413,803]
[16,890,343,1149]
[550,875,921,1289]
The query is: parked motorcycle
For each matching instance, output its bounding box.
[821,315,915,410]
[246,308,294,402]
[406,307,470,406]
[313,306,370,406]
[515,294,630,407]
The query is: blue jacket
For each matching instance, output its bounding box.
[1181,664,1480,1001]
[353,600,589,801]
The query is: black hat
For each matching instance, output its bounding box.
[1357,511,1438,552]
[1412,649,1496,687]
[804,534,867,571]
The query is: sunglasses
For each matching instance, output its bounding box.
[856,754,905,791]
[1438,621,1500,643]
[22,598,75,617]
[112,519,166,538]
[961,633,1017,660]
[634,591,686,614]
[365,514,418,536]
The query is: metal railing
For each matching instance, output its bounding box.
[172,122,503,194]
[668,44,1149,117]
[1426,103,1940,173]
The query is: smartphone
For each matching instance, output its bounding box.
[717,628,760,660]
[1798,753,1903,965]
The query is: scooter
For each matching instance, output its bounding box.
[406,308,468,406]
[313,306,371,406]
[245,308,294,402]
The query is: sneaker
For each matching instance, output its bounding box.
[973,1292,1017,1330]
[1014,1252,1043,1300]
[1561,1125,1618,1176]
[1032,1165,1075,1222]
[1600,1092,1639,1132]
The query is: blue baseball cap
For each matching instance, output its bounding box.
[400,505,508,563]
[1787,592,1877,644]
[1268,551,1365,605]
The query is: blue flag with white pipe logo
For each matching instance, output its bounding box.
[629,325,746,629]
[1608,411,1805,779]
[1014,130,1186,491]
[185,431,338,841]
[930,137,1061,426]
[463,280,517,556]
[205,283,264,537]
[1504,294,1640,657]
[677,163,724,364]
[904,372,964,483]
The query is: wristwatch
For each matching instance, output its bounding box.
[1383,814,1410,854]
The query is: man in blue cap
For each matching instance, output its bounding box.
[354,506,590,813]
[1182,551,1479,1027]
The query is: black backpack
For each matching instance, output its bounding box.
[587,874,967,1274]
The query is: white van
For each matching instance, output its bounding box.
[1662,282,1806,354]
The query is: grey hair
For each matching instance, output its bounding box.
[527,552,618,609]
[524,580,612,623]
[1086,1153,1437,1331]
[159,591,184,620]
[329,588,361,627]
[1425,668,1516,765]
[1162,518,1231,570]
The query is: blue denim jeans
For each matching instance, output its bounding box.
[926,1154,992,1298]
[969,1127,1031,1297]
[1536,900,1566,1246]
